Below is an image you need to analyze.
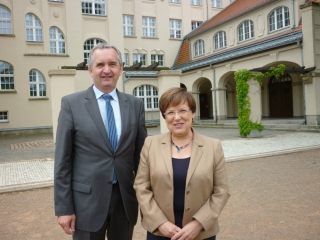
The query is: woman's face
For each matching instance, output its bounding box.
[164,101,195,138]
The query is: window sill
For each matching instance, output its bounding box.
[82,14,107,21]
[24,53,69,57]
[194,53,205,58]
[0,34,15,37]
[124,35,137,38]
[191,4,202,7]
[29,97,49,101]
[142,37,159,40]
[0,90,17,94]
[0,120,9,123]
[238,37,254,45]
[169,38,182,41]
[214,46,227,52]
[268,26,290,35]
[26,41,44,45]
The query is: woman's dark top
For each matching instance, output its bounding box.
[147,157,216,240]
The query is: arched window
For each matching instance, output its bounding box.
[29,69,46,97]
[133,85,158,110]
[238,20,254,42]
[269,6,290,32]
[25,13,42,41]
[194,39,204,56]
[82,0,106,16]
[0,61,14,90]
[214,31,226,50]
[49,27,65,54]
[0,5,12,34]
[83,38,105,64]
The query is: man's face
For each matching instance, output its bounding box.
[88,48,123,93]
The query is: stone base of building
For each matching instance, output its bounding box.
[306,115,320,125]
[0,127,53,137]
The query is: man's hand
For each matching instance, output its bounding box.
[57,214,76,235]
[171,220,203,240]
[158,221,181,238]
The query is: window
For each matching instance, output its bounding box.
[0,61,14,90]
[211,0,221,8]
[169,0,180,3]
[151,54,164,66]
[169,19,181,39]
[142,17,155,37]
[25,14,42,41]
[49,27,65,54]
[133,85,158,110]
[269,6,290,32]
[82,0,105,15]
[123,15,134,36]
[190,0,201,5]
[214,31,226,49]
[238,20,254,42]
[124,53,129,66]
[29,69,46,97]
[194,39,204,56]
[133,54,146,66]
[0,5,12,34]
[0,111,8,122]
[191,21,202,30]
[83,38,105,64]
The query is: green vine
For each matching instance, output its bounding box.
[234,64,286,137]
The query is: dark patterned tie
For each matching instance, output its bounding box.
[103,94,118,183]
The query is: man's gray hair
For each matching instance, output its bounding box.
[87,43,123,69]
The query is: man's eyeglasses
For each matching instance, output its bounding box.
[163,108,191,118]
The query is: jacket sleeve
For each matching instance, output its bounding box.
[192,139,230,231]
[133,99,147,174]
[133,136,168,232]
[54,96,75,216]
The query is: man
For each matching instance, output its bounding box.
[54,43,147,240]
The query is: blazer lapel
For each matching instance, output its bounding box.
[186,130,204,186]
[160,132,174,180]
[84,86,113,151]
[116,90,129,150]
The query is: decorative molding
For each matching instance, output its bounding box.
[125,71,158,77]
[30,0,36,4]
[53,11,60,18]
[301,72,320,84]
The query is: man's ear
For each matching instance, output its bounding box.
[88,67,93,77]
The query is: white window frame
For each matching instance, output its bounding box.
[82,0,106,16]
[124,53,129,66]
[191,21,202,30]
[0,111,8,122]
[169,0,181,3]
[151,54,164,66]
[0,61,14,90]
[190,0,201,6]
[133,85,159,110]
[25,13,43,41]
[49,27,65,54]
[238,20,254,42]
[133,54,146,66]
[269,6,290,32]
[169,19,181,39]
[123,15,134,36]
[142,17,156,37]
[83,38,105,64]
[211,0,221,8]
[0,5,12,34]
[29,69,46,97]
[214,31,226,50]
[194,39,205,56]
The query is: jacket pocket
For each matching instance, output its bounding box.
[72,181,91,193]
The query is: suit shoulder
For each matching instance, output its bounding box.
[62,89,87,101]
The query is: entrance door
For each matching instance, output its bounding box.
[199,94,208,118]
[269,74,293,117]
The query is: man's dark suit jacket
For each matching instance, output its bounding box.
[54,85,147,232]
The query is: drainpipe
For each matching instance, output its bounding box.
[291,0,296,29]
[206,0,209,20]
[210,64,218,123]
[122,72,131,93]
[297,40,306,125]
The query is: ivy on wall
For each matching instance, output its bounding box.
[234,64,286,137]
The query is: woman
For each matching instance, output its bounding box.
[134,87,230,240]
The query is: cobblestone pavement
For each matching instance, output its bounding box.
[0,128,319,193]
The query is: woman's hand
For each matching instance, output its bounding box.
[158,221,181,238]
[171,220,203,240]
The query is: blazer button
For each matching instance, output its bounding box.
[186,207,190,211]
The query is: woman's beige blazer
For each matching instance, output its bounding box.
[134,129,230,239]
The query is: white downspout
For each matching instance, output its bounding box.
[210,64,218,123]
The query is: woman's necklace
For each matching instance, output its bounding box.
[172,138,193,153]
